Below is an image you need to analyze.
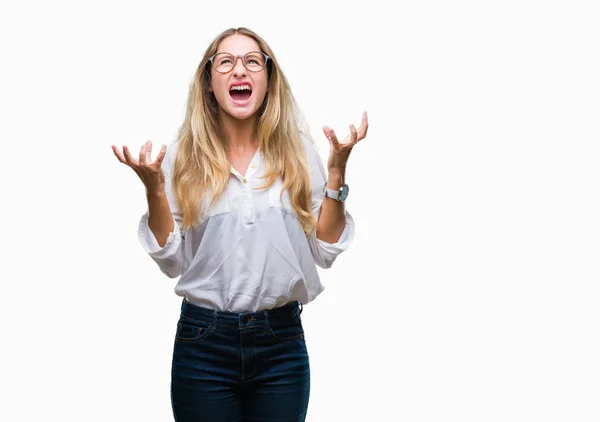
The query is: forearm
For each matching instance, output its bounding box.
[147,190,175,247]
[316,168,347,243]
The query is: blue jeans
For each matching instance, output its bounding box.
[171,299,310,422]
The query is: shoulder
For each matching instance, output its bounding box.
[161,141,181,175]
[299,132,327,184]
[299,132,323,162]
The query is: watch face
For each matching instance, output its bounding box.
[340,185,349,201]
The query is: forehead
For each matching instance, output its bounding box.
[216,34,261,55]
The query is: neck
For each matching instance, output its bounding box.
[219,111,259,153]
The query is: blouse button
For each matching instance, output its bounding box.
[251,164,256,169]
[243,178,247,184]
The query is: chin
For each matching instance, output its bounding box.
[224,104,260,121]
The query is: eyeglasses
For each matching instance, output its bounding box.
[208,51,270,74]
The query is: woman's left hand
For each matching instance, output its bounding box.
[322,111,369,172]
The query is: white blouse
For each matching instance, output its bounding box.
[137,135,355,312]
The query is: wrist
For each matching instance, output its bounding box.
[327,169,345,188]
[146,186,166,199]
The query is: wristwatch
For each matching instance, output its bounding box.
[323,182,349,202]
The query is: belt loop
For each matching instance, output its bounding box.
[263,310,269,329]
[213,308,218,329]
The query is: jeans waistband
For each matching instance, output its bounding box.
[180,299,303,329]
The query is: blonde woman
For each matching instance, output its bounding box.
[112,27,368,422]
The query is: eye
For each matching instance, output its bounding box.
[245,53,264,66]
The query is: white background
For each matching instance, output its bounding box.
[1,0,599,421]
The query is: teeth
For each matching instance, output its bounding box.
[231,85,251,91]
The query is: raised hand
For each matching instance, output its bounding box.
[322,111,369,172]
[112,141,168,195]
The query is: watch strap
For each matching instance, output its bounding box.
[325,186,341,200]
[323,183,349,202]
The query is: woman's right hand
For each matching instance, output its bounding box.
[112,141,168,195]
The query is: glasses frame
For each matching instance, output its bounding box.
[208,51,271,74]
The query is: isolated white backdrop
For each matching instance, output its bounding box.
[1,0,599,421]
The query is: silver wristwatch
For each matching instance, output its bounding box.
[323,183,349,202]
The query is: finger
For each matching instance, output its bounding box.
[112,145,127,164]
[152,144,167,168]
[122,145,138,166]
[349,124,358,145]
[322,126,339,148]
[357,111,369,140]
[139,141,148,166]
[145,141,153,165]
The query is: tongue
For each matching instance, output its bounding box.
[230,90,251,101]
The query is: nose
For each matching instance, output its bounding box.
[232,56,247,77]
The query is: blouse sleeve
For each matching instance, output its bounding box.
[303,135,356,269]
[137,143,185,278]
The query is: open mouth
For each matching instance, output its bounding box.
[230,84,252,102]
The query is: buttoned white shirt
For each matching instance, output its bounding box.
[138,135,355,312]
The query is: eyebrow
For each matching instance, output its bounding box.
[215,50,261,55]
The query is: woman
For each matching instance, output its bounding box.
[112,27,368,422]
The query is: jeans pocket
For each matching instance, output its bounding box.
[267,317,305,342]
[175,317,214,343]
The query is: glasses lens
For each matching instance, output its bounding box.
[213,53,234,73]
[244,52,266,71]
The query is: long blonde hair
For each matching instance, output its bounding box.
[172,27,317,234]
